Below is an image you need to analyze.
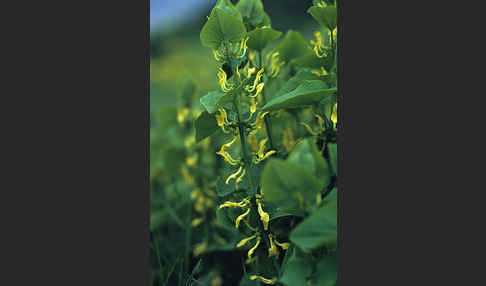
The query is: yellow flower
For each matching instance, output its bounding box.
[274,239,290,250]
[216,136,239,165]
[191,217,204,227]
[186,155,198,167]
[212,49,224,61]
[247,67,256,78]
[236,234,257,248]
[181,165,194,185]
[282,127,295,152]
[268,234,279,258]
[247,133,259,152]
[247,235,261,259]
[237,37,249,59]
[246,68,264,92]
[310,31,326,58]
[249,275,277,285]
[235,208,251,228]
[312,66,328,77]
[254,138,276,163]
[331,103,337,125]
[268,52,285,78]
[210,275,223,286]
[257,200,269,230]
[300,122,319,136]
[184,135,196,149]
[193,241,208,257]
[217,68,233,92]
[218,198,250,210]
[250,111,269,136]
[177,107,190,124]
[225,165,243,184]
[235,168,246,189]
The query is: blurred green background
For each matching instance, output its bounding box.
[150,0,319,118]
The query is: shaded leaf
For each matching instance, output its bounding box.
[236,0,265,27]
[195,111,219,142]
[308,5,337,30]
[275,30,310,63]
[247,26,282,52]
[262,80,336,111]
[200,8,247,50]
[290,204,337,250]
[261,159,321,211]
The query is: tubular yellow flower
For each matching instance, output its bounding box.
[225,165,243,184]
[237,37,249,58]
[181,165,194,185]
[249,82,264,98]
[249,50,256,63]
[316,1,327,8]
[268,234,279,258]
[212,49,224,61]
[186,155,198,167]
[217,68,233,92]
[235,208,251,228]
[236,234,257,248]
[254,138,276,163]
[331,103,337,125]
[310,31,326,58]
[250,99,257,115]
[250,111,269,136]
[193,240,208,257]
[218,198,250,210]
[301,122,319,136]
[312,66,328,77]
[246,68,264,92]
[247,67,256,78]
[216,136,239,165]
[282,127,295,152]
[247,133,259,152]
[177,108,190,124]
[191,217,204,227]
[235,168,246,189]
[210,275,223,286]
[218,201,239,209]
[274,239,290,250]
[249,275,277,285]
[247,235,261,259]
[268,52,285,78]
[257,200,269,230]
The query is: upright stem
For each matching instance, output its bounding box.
[258,51,275,151]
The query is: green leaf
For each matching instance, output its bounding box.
[292,49,335,72]
[195,111,219,142]
[279,257,312,286]
[313,254,337,286]
[263,80,336,111]
[290,204,337,251]
[327,143,337,175]
[246,26,282,52]
[200,90,225,114]
[200,8,247,50]
[287,138,330,189]
[216,0,242,20]
[236,0,265,27]
[275,30,310,63]
[271,70,320,100]
[261,159,321,211]
[308,5,337,30]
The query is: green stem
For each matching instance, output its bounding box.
[258,51,275,151]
